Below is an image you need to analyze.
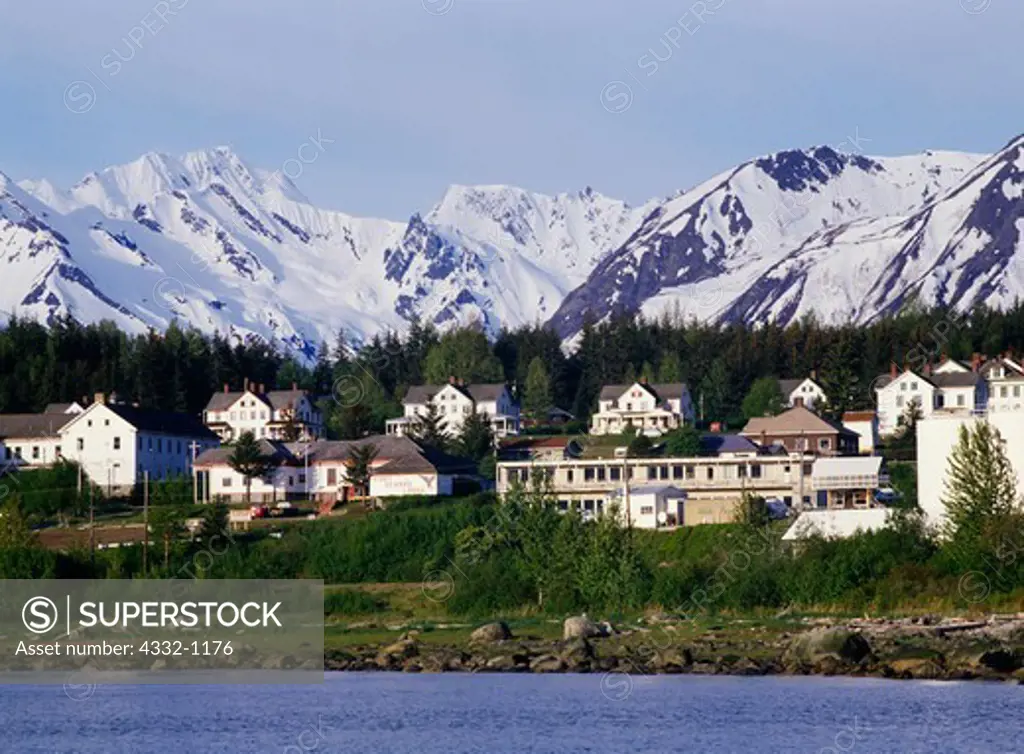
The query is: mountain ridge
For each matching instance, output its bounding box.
[6,137,1022,361]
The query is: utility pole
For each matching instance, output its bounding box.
[304,442,310,502]
[142,470,149,577]
[190,441,199,506]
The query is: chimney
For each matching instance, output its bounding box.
[292,382,298,391]
[258,383,265,394]
[448,376,456,385]
[93,392,105,406]
[890,362,898,378]
[223,383,229,394]
[243,377,249,391]
[458,378,466,387]
[924,363,932,376]
[810,369,817,381]
[940,352,948,364]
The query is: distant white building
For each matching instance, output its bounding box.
[778,375,828,411]
[589,381,695,436]
[203,381,323,442]
[874,359,985,436]
[917,408,1024,531]
[386,380,520,439]
[195,434,476,504]
[60,394,219,494]
[0,403,83,469]
[842,410,879,455]
[617,485,687,529]
[979,356,1024,414]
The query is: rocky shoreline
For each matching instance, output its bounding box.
[325,614,1024,682]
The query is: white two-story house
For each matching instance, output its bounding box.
[981,356,1024,414]
[589,381,695,436]
[875,359,984,436]
[61,394,219,494]
[203,382,323,442]
[777,375,828,411]
[386,380,520,439]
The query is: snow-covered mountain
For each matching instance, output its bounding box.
[3,147,650,358]
[548,145,988,337]
[5,135,1024,358]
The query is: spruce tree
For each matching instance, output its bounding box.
[523,356,553,419]
[941,422,1020,548]
[411,400,450,451]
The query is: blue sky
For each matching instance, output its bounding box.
[0,0,1020,219]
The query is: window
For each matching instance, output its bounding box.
[584,467,595,482]
[609,467,621,481]
[157,438,163,452]
[327,468,337,485]
[87,420,93,427]
[672,465,683,480]
[113,437,121,450]
[737,465,746,479]
[104,419,110,426]
[597,467,606,482]
[138,436,143,449]
[647,467,657,481]
[911,381,918,390]
[55,445,61,458]
[288,476,294,485]
[260,411,266,419]
[77,438,84,451]
[1001,386,1009,398]
[896,395,904,408]
[177,441,183,454]
[751,464,762,479]
[819,438,830,450]
[250,411,256,420]
[148,438,153,452]
[223,477,232,487]
[659,465,669,480]
[31,446,39,460]
[901,383,907,391]
[803,463,813,475]
[685,465,695,480]
[640,505,654,515]
[566,469,574,483]
[957,394,965,406]
[230,412,237,420]
[706,467,714,480]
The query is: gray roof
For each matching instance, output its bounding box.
[403,383,510,405]
[599,383,687,401]
[43,402,81,415]
[204,388,311,412]
[777,378,803,395]
[700,434,760,455]
[104,404,218,439]
[0,413,74,440]
[929,372,980,388]
[195,433,474,475]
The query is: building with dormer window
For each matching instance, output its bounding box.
[385,379,520,438]
[203,381,323,442]
[589,381,695,436]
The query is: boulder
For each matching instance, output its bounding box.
[382,638,419,659]
[888,657,944,679]
[530,654,566,673]
[787,628,871,667]
[563,615,601,640]
[470,621,513,643]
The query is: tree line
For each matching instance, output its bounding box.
[4,300,1024,438]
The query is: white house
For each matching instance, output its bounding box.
[617,484,687,529]
[0,404,83,469]
[810,455,887,509]
[778,375,828,411]
[386,380,520,439]
[194,434,476,504]
[203,381,323,442]
[980,356,1024,414]
[60,395,219,494]
[917,408,1024,531]
[589,381,695,436]
[874,360,984,436]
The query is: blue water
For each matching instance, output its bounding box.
[0,673,1019,753]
